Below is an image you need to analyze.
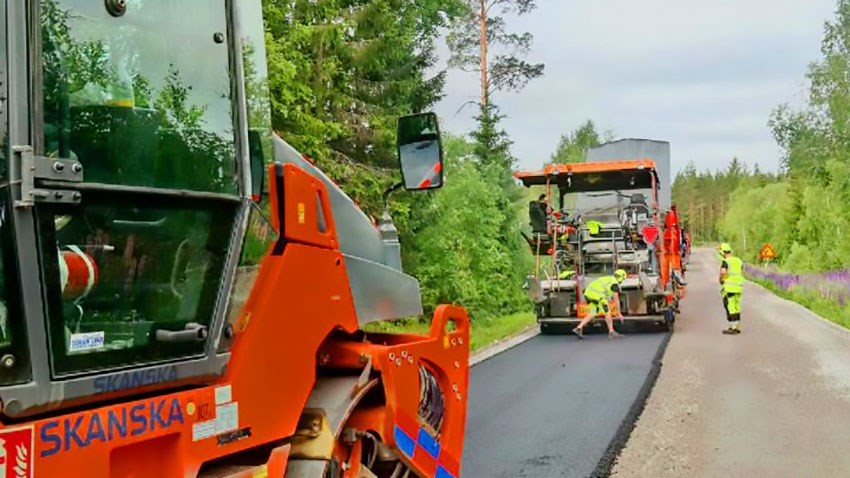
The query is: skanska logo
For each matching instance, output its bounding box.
[93,366,178,393]
[39,397,184,457]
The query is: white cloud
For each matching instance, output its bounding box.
[434,0,838,176]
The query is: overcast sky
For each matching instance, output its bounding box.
[433,0,838,176]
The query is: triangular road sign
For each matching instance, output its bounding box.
[759,243,776,260]
[641,225,659,244]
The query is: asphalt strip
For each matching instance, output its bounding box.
[466,323,674,477]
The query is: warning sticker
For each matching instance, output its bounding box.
[0,426,34,478]
[215,385,232,405]
[68,331,105,353]
[297,203,306,224]
[192,421,216,442]
[215,403,239,435]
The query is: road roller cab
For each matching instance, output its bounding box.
[0,1,470,477]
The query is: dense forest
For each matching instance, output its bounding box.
[672,0,850,274]
[262,0,850,324]
[671,159,781,246]
[262,0,546,321]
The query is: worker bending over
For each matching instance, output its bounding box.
[572,269,626,339]
[718,243,744,334]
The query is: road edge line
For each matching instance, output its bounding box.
[590,330,674,478]
[469,325,540,366]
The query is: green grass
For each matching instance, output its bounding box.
[468,313,537,351]
[364,312,537,352]
[748,277,850,329]
[364,318,431,336]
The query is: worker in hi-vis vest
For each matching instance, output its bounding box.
[718,243,744,334]
[572,269,627,339]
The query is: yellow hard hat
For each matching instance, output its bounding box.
[614,269,627,282]
[720,243,732,253]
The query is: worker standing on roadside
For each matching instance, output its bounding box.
[719,243,744,334]
[572,269,627,339]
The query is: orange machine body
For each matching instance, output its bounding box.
[8,163,469,478]
[659,207,684,293]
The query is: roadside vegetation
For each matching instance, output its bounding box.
[673,0,850,328]
[263,0,555,342]
[745,266,850,329]
[366,313,536,352]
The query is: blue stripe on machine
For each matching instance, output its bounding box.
[435,465,456,478]
[394,425,416,457]
[417,428,440,459]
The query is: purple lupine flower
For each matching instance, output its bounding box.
[746,263,850,307]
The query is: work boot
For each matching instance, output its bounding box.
[572,327,584,339]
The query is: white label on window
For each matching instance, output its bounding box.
[68,331,105,353]
[193,420,216,441]
[637,213,648,221]
[215,385,232,405]
[215,403,239,434]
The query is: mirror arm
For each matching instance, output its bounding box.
[382,182,404,210]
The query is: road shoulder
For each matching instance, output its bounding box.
[469,324,539,366]
[611,250,850,478]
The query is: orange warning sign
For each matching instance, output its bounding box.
[759,243,776,260]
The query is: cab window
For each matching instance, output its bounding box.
[40,0,237,193]
[38,192,236,375]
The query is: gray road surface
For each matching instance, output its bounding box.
[612,249,850,477]
[462,329,667,477]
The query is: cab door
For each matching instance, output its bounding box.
[23,0,244,379]
[0,0,32,387]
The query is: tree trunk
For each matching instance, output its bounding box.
[688,195,695,233]
[478,0,488,107]
[312,28,325,116]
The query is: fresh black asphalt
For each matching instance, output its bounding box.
[462,331,667,477]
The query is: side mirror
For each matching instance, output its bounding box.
[248,129,265,201]
[397,112,443,191]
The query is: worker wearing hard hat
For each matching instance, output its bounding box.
[718,243,744,334]
[572,269,627,339]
